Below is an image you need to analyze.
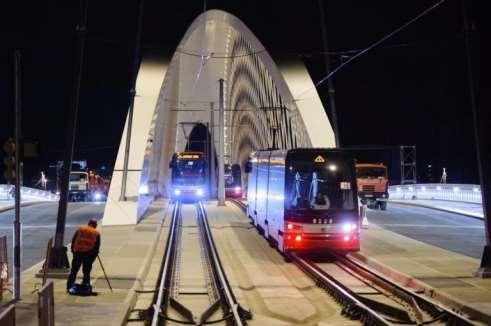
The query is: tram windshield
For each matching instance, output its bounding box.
[285,160,355,211]
[171,154,205,186]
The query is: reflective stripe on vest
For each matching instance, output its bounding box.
[73,226,99,252]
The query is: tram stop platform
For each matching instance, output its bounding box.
[353,223,491,324]
[4,199,170,326]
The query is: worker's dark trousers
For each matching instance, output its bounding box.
[67,252,96,290]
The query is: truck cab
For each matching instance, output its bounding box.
[355,163,389,210]
[69,171,89,201]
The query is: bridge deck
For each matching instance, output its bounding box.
[3,200,491,325]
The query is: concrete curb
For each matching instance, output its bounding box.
[110,203,170,326]
[349,251,491,324]
[389,200,484,220]
[0,201,52,213]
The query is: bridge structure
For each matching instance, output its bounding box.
[103,10,335,225]
[3,7,491,326]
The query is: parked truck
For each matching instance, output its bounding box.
[356,163,389,210]
[69,170,108,202]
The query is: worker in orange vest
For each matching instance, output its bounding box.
[67,218,101,292]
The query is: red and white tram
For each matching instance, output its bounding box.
[246,148,360,253]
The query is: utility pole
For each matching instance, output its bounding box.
[462,0,491,278]
[13,50,22,300]
[120,0,145,201]
[217,80,225,206]
[318,0,340,147]
[50,0,88,270]
[210,102,216,199]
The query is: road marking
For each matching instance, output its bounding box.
[376,223,483,229]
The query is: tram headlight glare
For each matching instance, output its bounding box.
[234,186,241,194]
[174,189,181,196]
[342,222,357,233]
[139,185,149,195]
[197,188,204,196]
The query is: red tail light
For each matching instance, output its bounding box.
[343,235,350,242]
[295,235,302,242]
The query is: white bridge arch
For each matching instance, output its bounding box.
[103,9,335,225]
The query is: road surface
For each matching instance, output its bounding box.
[0,202,105,272]
[368,203,485,259]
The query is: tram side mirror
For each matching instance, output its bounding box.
[245,161,252,173]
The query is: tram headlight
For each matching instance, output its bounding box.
[196,188,204,196]
[94,192,102,201]
[342,222,357,233]
[174,189,181,196]
[234,186,241,194]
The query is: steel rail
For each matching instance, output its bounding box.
[151,201,180,326]
[227,199,247,212]
[332,253,475,326]
[197,201,249,325]
[289,252,391,325]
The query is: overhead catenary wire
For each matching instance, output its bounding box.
[293,0,446,100]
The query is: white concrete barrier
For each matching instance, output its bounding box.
[0,184,59,202]
[389,184,482,204]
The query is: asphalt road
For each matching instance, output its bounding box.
[368,203,486,259]
[0,202,105,272]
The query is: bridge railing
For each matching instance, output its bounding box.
[0,184,59,201]
[388,183,482,204]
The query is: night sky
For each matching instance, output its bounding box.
[0,0,489,186]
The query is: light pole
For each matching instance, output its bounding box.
[318,0,340,147]
[120,0,145,201]
[218,79,225,206]
[50,0,88,270]
[461,0,491,277]
[13,50,22,300]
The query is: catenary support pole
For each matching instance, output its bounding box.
[120,0,145,201]
[13,50,22,300]
[318,0,340,147]
[50,0,88,269]
[210,102,216,199]
[217,80,225,206]
[462,0,491,277]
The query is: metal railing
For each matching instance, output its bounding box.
[389,183,482,204]
[0,184,59,201]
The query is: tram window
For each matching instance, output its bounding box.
[286,161,355,211]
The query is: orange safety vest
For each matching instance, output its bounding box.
[73,226,99,252]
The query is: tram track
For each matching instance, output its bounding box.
[149,201,250,325]
[228,198,475,325]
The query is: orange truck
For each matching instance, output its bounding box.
[68,170,108,201]
[355,163,389,210]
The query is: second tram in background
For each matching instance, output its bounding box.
[246,148,360,253]
[169,151,207,201]
[225,164,242,198]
